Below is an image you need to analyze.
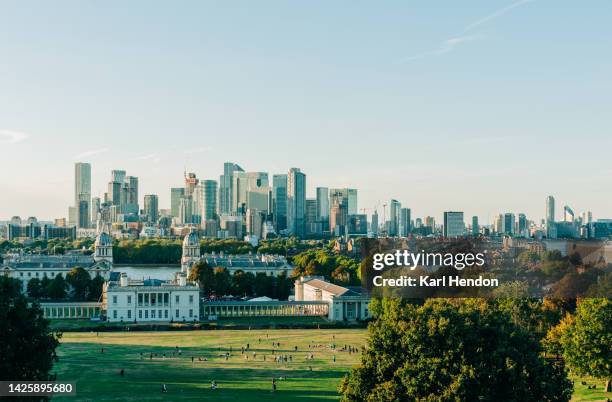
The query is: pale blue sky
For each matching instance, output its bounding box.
[1,0,611,223]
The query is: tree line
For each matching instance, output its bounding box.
[187,261,293,300]
[25,267,104,302]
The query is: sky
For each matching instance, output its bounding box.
[1,0,611,224]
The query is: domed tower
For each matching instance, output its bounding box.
[181,229,201,274]
[94,231,113,263]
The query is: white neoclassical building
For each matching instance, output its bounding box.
[104,272,199,323]
[1,231,114,291]
[294,276,371,321]
[181,229,201,273]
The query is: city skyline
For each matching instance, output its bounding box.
[2,1,611,221]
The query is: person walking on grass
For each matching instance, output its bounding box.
[272,378,276,392]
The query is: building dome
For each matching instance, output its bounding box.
[183,230,200,247]
[95,231,112,247]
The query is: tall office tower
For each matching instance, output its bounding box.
[546,195,555,222]
[232,171,268,214]
[348,214,368,236]
[494,214,504,233]
[144,194,159,224]
[582,211,592,224]
[316,187,329,220]
[563,206,575,222]
[424,216,435,231]
[304,199,319,236]
[178,197,193,225]
[329,198,348,236]
[503,213,515,235]
[371,210,379,235]
[219,162,244,215]
[201,180,218,221]
[91,197,101,225]
[347,189,358,215]
[272,174,288,232]
[184,172,199,197]
[287,168,306,237]
[471,216,479,236]
[170,187,185,218]
[443,211,465,238]
[124,176,139,215]
[399,208,411,237]
[74,162,91,228]
[388,199,401,236]
[111,170,126,184]
[518,213,527,235]
[107,181,122,206]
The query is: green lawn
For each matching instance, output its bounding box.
[52,329,366,401]
[51,329,610,401]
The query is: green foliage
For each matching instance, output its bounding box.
[292,249,361,285]
[188,261,292,299]
[559,298,611,384]
[66,267,91,301]
[340,298,573,401]
[0,276,61,382]
[47,274,68,300]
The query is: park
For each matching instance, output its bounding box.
[52,328,366,401]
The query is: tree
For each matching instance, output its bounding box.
[27,278,43,299]
[340,298,572,401]
[0,276,61,382]
[188,261,214,296]
[88,274,105,301]
[46,274,67,300]
[559,298,612,391]
[66,267,91,301]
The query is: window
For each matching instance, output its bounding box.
[145,310,148,319]
[189,309,193,318]
[35,272,39,277]
[139,310,142,319]
[138,294,143,306]
[112,296,117,304]
[175,309,179,318]
[189,295,194,304]
[113,310,117,319]
[127,310,131,319]
[164,293,169,306]
[164,310,168,319]
[127,296,132,304]
[28,272,31,277]
[151,293,156,306]
[175,295,180,303]
[19,273,23,277]
[144,293,149,305]
[152,310,157,319]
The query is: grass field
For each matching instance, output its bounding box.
[52,329,610,401]
[53,329,366,401]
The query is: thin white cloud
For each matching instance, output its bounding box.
[133,153,158,161]
[184,146,212,155]
[0,129,30,144]
[404,0,535,62]
[74,148,108,159]
[464,0,535,32]
[404,35,481,61]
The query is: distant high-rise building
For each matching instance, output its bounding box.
[74,162,91,228]
[546,195,555,222]
[330,199,348,236]
[144,194,159,224]
[399,208,411,237]
[184,172,199,198]
[91,197,101,225]
[287,168,306,237]
[304,199,320,236]
[563,206,575,223]
[107,181,121,206]
[348,214,367,236]
[201,180,218,221]
[370,211,379,235]
[272,174,288,232]
[178,197,193,225]
[111,170,126,184]
[471,216,479,236]
[219,162,244,215]
[124,176,139,215]
[518,213,527,235]
[503,213,515,235]
[170,187,185,218]
[388,200,401,236]
[443,211,465,237]
[316,187,329,221]
[347,189,358,215]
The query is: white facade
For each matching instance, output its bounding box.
[104,273,199,323]
[294,276,370,321]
